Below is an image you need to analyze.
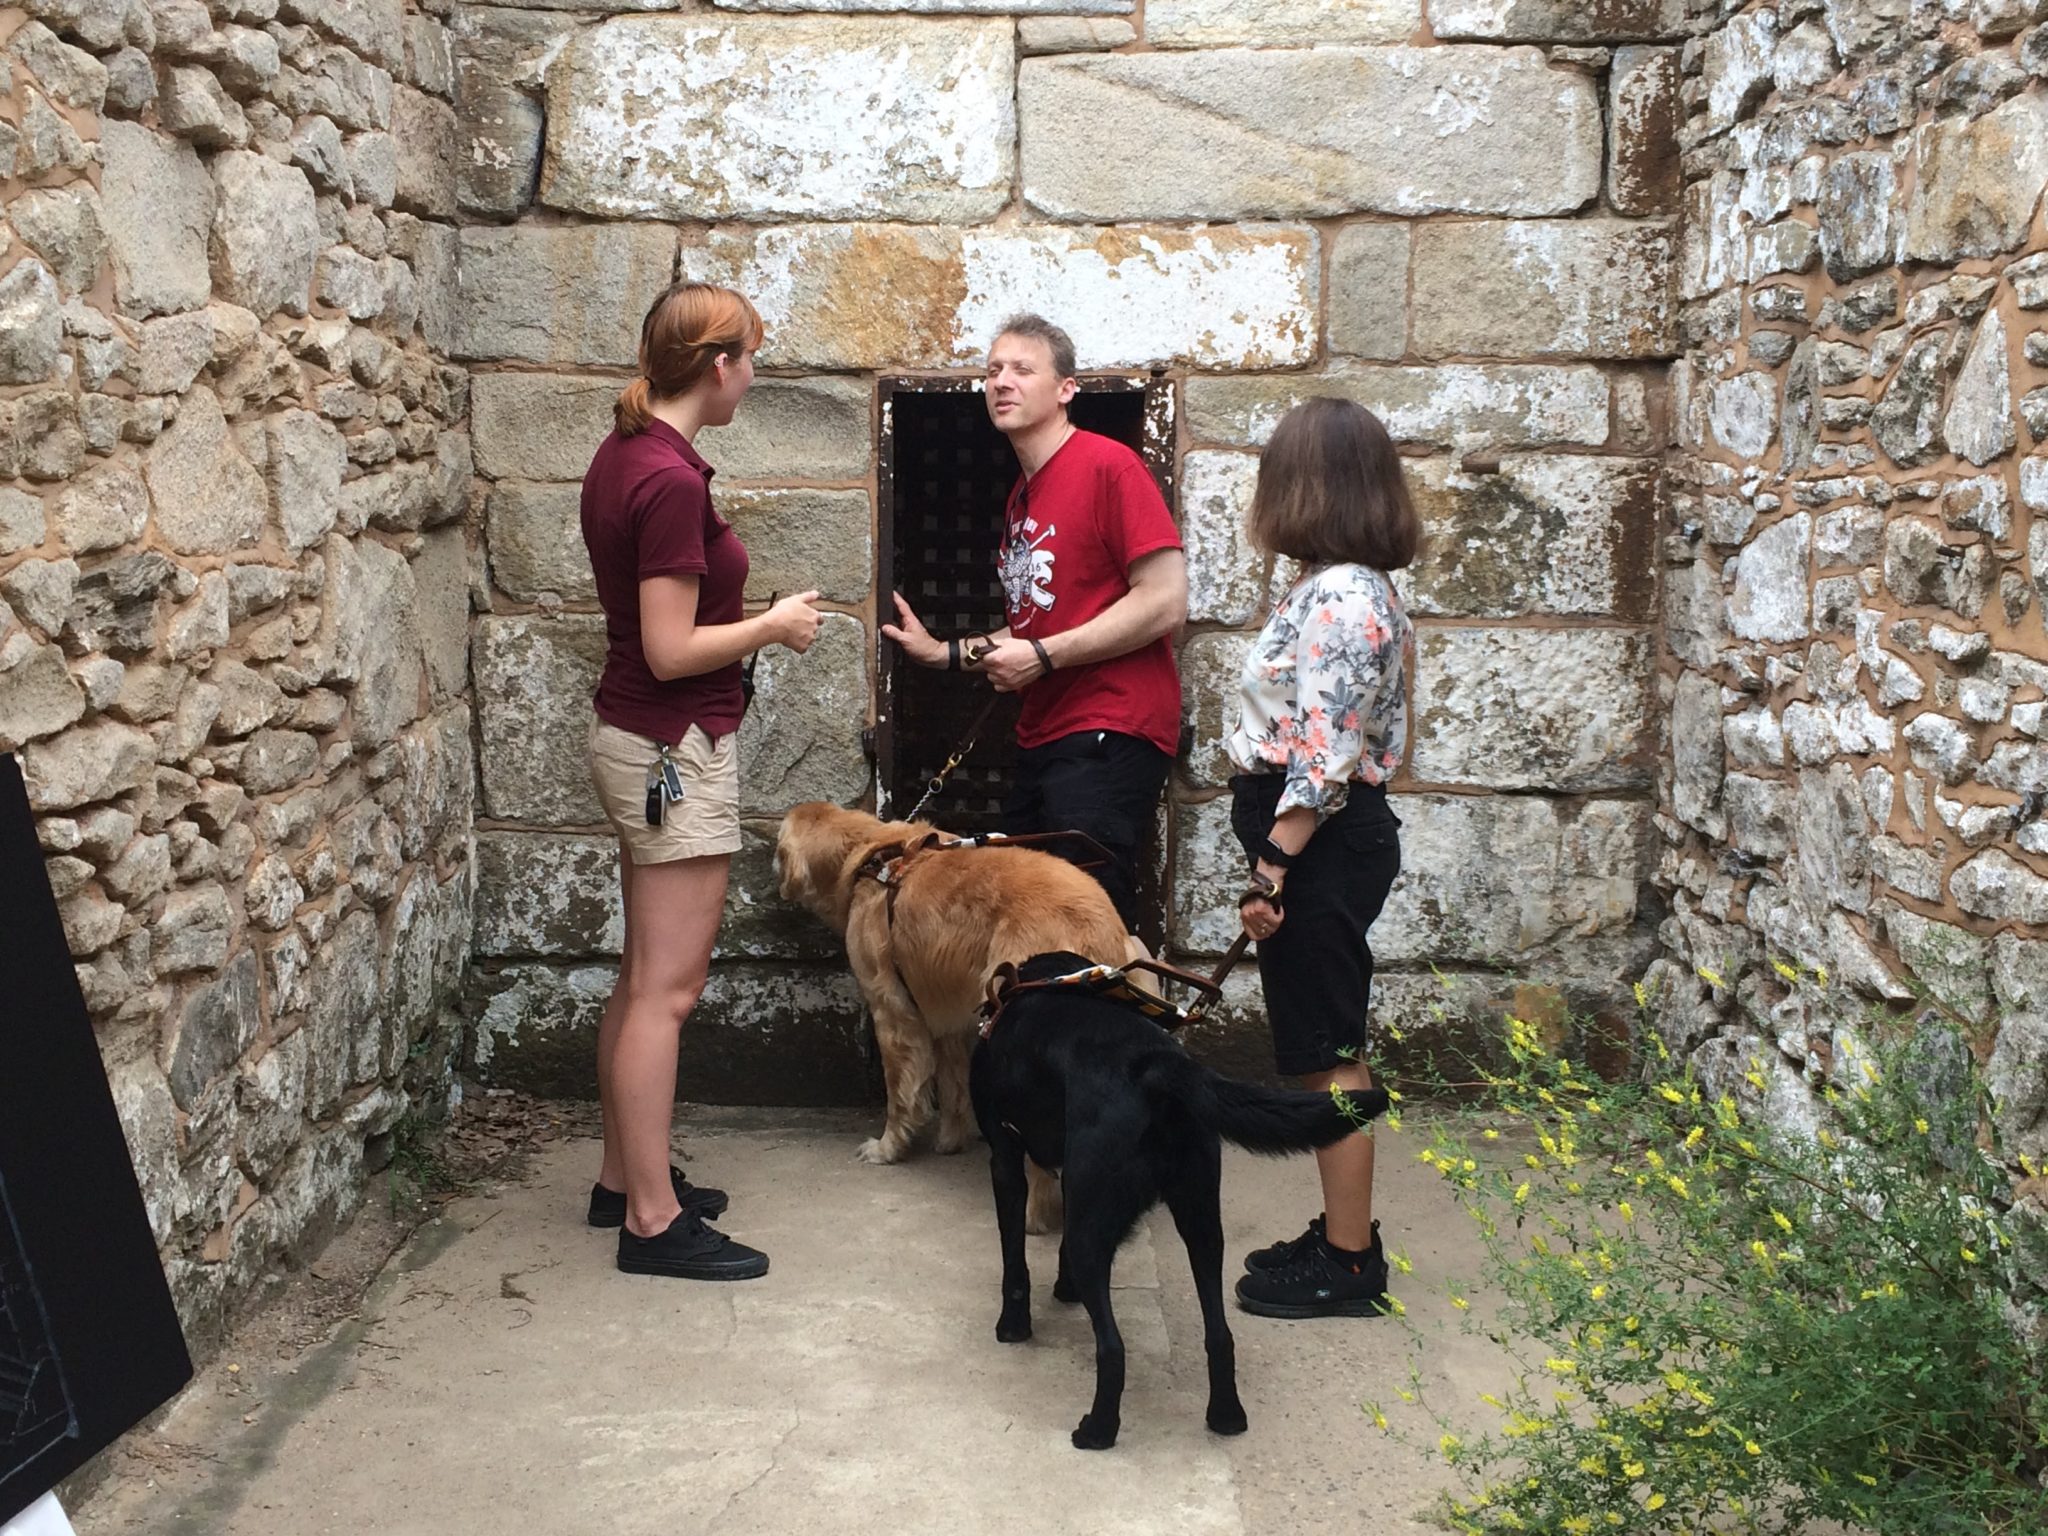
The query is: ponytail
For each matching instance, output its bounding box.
[615,376,653,435]
[614,283,767,438]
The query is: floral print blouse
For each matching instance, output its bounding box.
[1225,563,1412,819]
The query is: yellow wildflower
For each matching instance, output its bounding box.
[1646,1492,1667,1512]
[1370,1404,1389,1431]
[1618,1201,1634,1223]
[1696,965,1725,988]
[1771,1209,1793,1234]
[1439,1433,1461,1460]
[1962,1246,1980,1263]
[1545,1357,1576,1375]
[1771,958,1799,983]
[1623,1460,1645,1479]
[1451,1294,1470,1311]
[1666,1174,1690,1199]
[1659,1085,1685,1104]
[1745,1440,1762,1456]
[1914,1118,1929,1135]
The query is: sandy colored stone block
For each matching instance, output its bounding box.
[1906,92,2048,263]
[1406,454,1658,619]
[1411,627,1651,790]
[1428,0,1683,38]
[1176,452,1268,626]
[541,17,1013,222]
[737,611,868,813]
[470,373,619,482]
[486,482,591,603]
[720,488,872,605]
[1016,17,1134,52]
[1020,47,1601,221]
[1179,630,1253,789]
[698,377,872,482]
[1327,222,1409,360]
[472,614,607,825]
[715,0,1127,9]
[1186,364,1610,450]
[1412,219,1676,359]
[681,223,1318,371]
[1147,0,1417,46]
[458,223,676,365]
[100,120,215,318]
[474,832,622,957]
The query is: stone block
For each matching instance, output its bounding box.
[1326,222,1409,361]
[470,372,618,482]
[1148,0,1417,45]
[0,261,61,386]
[11,184,106,298]
[1707,370,1776,458]
[718,823,842,962]
[1179,630,1253,790]
[145,390,268,556]
[1672,667,1724,837]
[1411,219,1676,359]
[680,223,1319,372]
[738,612,869,813]
[1609,46,1679,217]
[1411,627,1651,790]
[209,151,321,318]
[266,409,348,553]
[1428,0,1682,39]
[451,7,575,215]
[471,961,872,1106]
[167,949,261,1109]
[324,537,425,749]
[486,482,591,603]
[412,530,471,709]
[391,83,458,217]
[0,641,86,752]
[1176,452,1267,626]
[458,223,675,366]
[473,614,607,825]
[51,464,148,556]
[1946,310,2014,467]
[1884,905,1990,1023]
[1906,92,2048,263]
[1016,18,1134,52]
[100,120,215,318]
[1952,849,2048,925]
[698,377,871,482]
[1728,512,1810,643]
[304,909,383,1112]
[1020,47,1601,221]
[542,17,1012,222]
[1185,364,1609,450]
[474,832,622,958]
[721,489,871,606]
[1406,454,1658,620]
[1723,772,1793,860]
[1171,792,1651,971]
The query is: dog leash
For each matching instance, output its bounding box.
[981,932,1255,1038]
[905,635,1004,821]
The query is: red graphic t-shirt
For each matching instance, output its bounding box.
[999,429,1183,756]
[581,420,750,744]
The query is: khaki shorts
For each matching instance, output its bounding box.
[588,716,742,865]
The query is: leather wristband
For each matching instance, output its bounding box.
[1238,870,1284,911]
[947,637,960,671]
[1258,837,1296,869]
[1027,637,1053,677]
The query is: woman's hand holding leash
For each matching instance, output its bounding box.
[1239,869,1284,941]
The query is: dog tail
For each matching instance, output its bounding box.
[1148,1056,1390,1155]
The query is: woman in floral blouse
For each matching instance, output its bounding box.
[1225,396,1418,1320]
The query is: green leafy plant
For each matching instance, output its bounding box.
[1376,971,2048,1536]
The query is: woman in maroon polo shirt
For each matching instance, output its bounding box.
[579,282,823,1281]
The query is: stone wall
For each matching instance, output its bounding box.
[0,0,472,1352]
[456,0,1685,1091]
[1650,0,2048,1176]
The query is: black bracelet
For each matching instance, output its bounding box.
[1027,637,1053,677]
[947,637,960,671]
[1258,837,1296,869]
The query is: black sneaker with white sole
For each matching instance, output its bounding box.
[587,1166,728,1228]
[1243,1215,1325,1274]
[617,1211,769,1281]
[1234,1222,1387,1319]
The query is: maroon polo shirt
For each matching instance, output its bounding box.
[580,419,750,744]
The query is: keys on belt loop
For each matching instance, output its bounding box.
[645,742,687,826]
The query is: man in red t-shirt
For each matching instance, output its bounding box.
[883,314,1187,927]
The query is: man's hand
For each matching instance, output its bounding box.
[977,635,1049,693]
[879,591,944,668]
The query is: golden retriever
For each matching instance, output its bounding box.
[775,802,1132,1223]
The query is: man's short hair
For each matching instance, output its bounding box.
[994,313,1077,380]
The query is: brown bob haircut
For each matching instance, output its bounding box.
[1246,396,1420,571]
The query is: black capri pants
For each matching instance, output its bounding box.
[1230,773,1402,1078]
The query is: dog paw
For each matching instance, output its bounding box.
[932,1131,969,1155]
[1071,1415,1119,1451]
[995,1312,1033,1344]
[1206,1403,1249,1437]
[855,1137,903,1165]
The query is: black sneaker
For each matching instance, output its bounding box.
[1244,1215,1325,1274]
[1234,1221,1387,1319]
[617,1211,769,1281]
[587,1166,729,1229]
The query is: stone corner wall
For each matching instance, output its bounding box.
[1652,0,2048,1177]
[0,0,473,1354]
[454,0,1689,1092]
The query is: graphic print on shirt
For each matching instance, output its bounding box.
[999,513,1057,628]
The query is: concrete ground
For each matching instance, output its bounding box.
[76,1108,1505,1536]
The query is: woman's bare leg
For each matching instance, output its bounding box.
[595,859,635,1193]
[1300,1059,1376,1251]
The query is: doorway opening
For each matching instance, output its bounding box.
[874,375,1175,942]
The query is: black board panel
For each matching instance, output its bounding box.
[0,753,192,1522]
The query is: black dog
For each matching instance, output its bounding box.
[969,951,1389,1450]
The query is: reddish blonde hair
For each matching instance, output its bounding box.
[615,283,767,435]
